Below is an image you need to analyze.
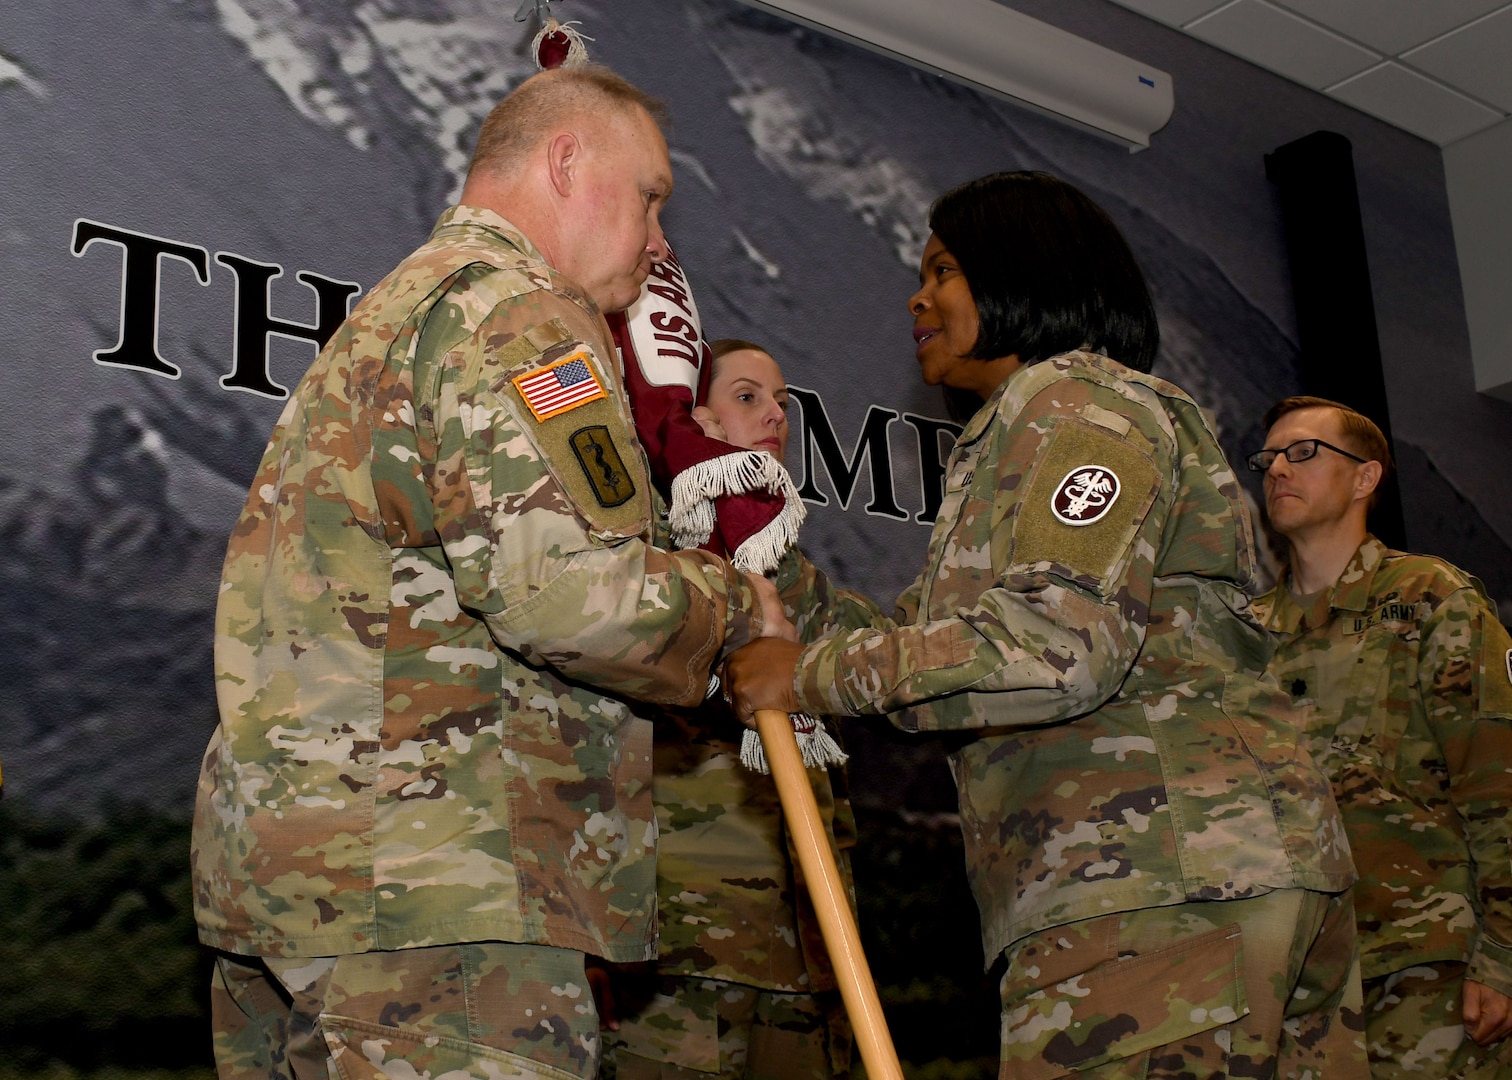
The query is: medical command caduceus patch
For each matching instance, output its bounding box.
[1051,465,1121,526]
[1010,416,1159,586]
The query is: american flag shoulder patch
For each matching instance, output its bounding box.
[512,350,608,422]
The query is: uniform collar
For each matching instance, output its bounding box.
[1328,535,1388,614]
[429,204,598,314]
[954,376,1013,448]
[1264,534,1387,632]
[954,352,1106,448]
[430,204,540,257]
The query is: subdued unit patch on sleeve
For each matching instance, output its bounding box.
[495,333,649,538]
[569,425,637,508]
[1480,630,1512,718]
[1011,415,1161,588]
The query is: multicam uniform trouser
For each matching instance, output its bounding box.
[1365,961,1512,1079]
[599,974,850,1080]
[997,889,1369,1078]
[210,942,601,1080]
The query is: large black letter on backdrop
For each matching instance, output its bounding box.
[71,219,210,378]
[901,413,962,524]
[790,387,907,520]
[1264,132,1406,548]
[215,253,361,398]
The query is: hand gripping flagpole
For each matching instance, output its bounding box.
[754,708,904,1080]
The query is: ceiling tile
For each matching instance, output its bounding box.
[1269,0,1510,56]
[1101,0,1231,28]
[1404,7,1512,112]
[1330,62,1505,146]
[1186,0,1380,88]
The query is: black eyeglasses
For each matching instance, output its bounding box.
[1246,438,1368,472]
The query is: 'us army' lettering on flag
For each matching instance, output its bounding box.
[513,353,606,421]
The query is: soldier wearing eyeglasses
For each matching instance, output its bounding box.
[1249,395,1512,1079]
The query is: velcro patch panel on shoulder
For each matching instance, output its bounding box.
[489,317,576,372]
[1482,630,1512,718]
[494,330,649,538]
[1012,415,1161,589]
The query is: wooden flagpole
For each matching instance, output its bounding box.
[754,709,904,1080]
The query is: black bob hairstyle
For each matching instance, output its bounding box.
[927,171,1159,374]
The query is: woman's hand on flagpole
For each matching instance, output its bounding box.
[723,638,804,727]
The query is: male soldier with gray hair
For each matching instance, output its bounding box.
[1250,395,1512,1078]
[191,65,792,1080]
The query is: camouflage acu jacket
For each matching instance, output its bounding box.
[794,352,1355,963]
[1254,537,1512,990]
[192,206,764,962]
[651,548,880,992]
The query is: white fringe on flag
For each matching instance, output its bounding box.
[669,450,805,576]
[706,674,848,775]
[738,713,848,775]
[682,454,837,773]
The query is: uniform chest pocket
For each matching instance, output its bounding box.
[1333,621,1420,769]
[919,446,995,614]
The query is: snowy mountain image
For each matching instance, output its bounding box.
[3,0,1507,815]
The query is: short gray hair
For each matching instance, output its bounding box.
[467,65,669,182]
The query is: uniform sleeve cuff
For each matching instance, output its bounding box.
[1469,937,1512,998]
[719,560,762,655]
[795,638,848,717]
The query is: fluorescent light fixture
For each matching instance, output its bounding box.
[734,0,1175,151]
